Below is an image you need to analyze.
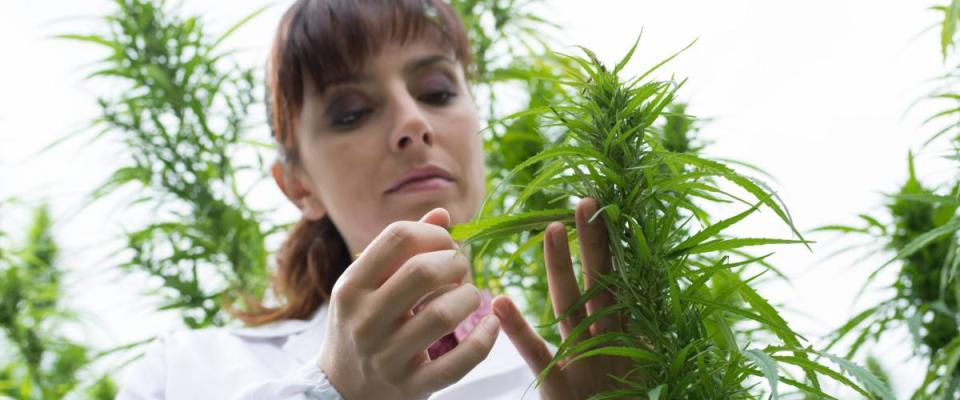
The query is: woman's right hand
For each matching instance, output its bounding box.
[316,208,501,400]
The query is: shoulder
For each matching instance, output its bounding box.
[118,319,319,399]
[152,317,320,366]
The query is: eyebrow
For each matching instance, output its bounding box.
[315,73,372,96]
[402,54,456,76]
[315,54,456,95]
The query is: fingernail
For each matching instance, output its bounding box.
[583,200,598,224]
[493,298,510,316]
[482,315,500,331]
[552,226,566,249]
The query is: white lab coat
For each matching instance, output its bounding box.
[117,304,541,399]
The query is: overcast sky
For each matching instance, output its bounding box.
[0,0,951,396]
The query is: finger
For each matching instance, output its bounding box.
[491,296,563,387]
[544,222,586,340]
[407,308,500,393]
[419,207,451,228]
[343,209,456,289]
[388,284,481,363]
[576,198,619,333]
[376,249,471,320]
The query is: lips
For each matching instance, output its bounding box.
[384,165,455,194]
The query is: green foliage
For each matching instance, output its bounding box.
[450,0,577,343]
[452,38,890,399]
[938,0,960,59]
[0,204,116,400]
[819,146,960,400]
[816,2,960,397]
[451,1,717,347]
[61,0,276,328]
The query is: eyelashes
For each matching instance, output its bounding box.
[325,91,372,129]
[418,89,457,106]
[327,89,458,129]
[330,108,372,127]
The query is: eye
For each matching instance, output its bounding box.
[331,108,371,127]
[325,90,373,129]
[416,71,458,106]
[419,90,456,105]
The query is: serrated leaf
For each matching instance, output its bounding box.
[450,209,574,243]
[822,353,895,400]
[742,349,778,399]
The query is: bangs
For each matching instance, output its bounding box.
[267,0,472,155]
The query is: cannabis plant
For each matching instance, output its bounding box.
[819,154,960,399]
[0,204,116,399]
[59,0,277,328]
[448,0,579,342]
[814,2,960,398]
[452,39,893,399]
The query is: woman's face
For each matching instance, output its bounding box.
[288,39,485,255]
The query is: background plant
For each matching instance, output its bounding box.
[812,2,960,398]
[452,40,893,399]
[0,203,116,400]
[59,0,281,329]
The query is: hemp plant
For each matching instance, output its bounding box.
[0,204,116,399]
[813,3,960,398]
[452,39,893,399]
[59,0,276,328]
[449,0,583,342]
[819,155,960,399]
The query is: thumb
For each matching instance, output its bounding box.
[418,208,451,228]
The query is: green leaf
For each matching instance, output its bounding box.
[942,0,960,59]
[567,346,663,364]
[647,385,665,400]
[822,353,896,400]
[680,238,810,256]
[450,209,574,243]
[663,152,807,246]
[886,217,960,266]
[89,166,151,201]
[669,200,764,256]
[613,32,642,75]
[734,274,805,346]
[742,349,778,399]
[773,355,868,397]
[53,33,121,52]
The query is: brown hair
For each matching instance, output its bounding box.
[238,0,473,325]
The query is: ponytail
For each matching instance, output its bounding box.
[236,216,350,325]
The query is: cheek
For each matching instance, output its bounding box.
[467,130,485,185]
[441,106,481,160]
[443,107,486,214]
[301,134,380,205]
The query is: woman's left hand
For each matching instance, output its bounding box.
[492,197,632,400]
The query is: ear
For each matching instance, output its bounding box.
[272,161,326,221]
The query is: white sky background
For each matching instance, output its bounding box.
[0,0,953,396]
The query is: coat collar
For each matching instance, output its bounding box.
[227,305,327,340]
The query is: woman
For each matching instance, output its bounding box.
[118,0,627,398]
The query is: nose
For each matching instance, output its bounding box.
[388,91,434,153]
